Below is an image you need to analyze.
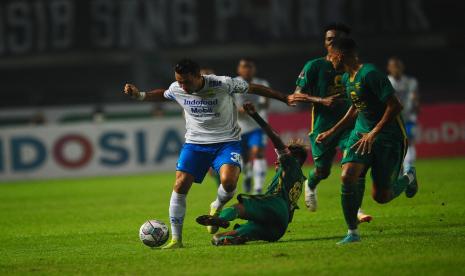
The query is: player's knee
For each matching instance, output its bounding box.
[219,165,240,191]
[174,172,194,194]
[220,175,238,192]
[341,173,358,185]
[341,164,365,185]
[250,147,264,159]
[372,189,391,204]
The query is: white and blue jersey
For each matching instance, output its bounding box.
[163,74,248,182]
[388,75,419,139]
[234,77,270,149]
[164,74,249,144]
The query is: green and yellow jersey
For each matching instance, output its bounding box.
[265,153,306,222]
[296,57,351,134]
[341,63,407,141]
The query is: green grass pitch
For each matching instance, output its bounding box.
[1,158,465,275]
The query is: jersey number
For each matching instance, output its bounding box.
[230,152,242,164]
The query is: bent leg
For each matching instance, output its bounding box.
[371,138,408,203]
[212,221,274,246]
[196,203,244,230]
[211,141,242,210]
[218,203,243,221]
[308,166,331,190]
[308,145,335,190]
[210,164,240,210]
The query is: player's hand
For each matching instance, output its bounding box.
[351,131,377,155]
[243,102,257,115]
[285,94,299,106]
[123,83,140,99]
[287,93,307,105]
[316,130,334,144]
[319,93,344,108]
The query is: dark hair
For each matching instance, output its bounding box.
[323,23,351,36]
[388,56,403,63]
[331,37,357,54]
[287,139,308,166]
[239,57,256,65]
[175,59,200,75]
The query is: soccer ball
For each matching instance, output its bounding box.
[139,220,169,247]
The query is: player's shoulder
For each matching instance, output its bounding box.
[361,64,385,80]
[404,75,419,92]
[361,63,379,74]
[303,56,326,70]
[203,74,226,87]
[168,81,182,92]
[405,75,418,85]
[205,74,243,88]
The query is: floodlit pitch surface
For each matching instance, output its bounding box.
[1,158,465,275]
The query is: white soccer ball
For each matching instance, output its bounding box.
[139,220,169,247]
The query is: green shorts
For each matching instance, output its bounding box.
[309,129,350,169]
[341,130,407,190]
[234,194,289,242]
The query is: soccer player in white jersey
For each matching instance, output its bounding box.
[234,58,270,194]
[123,59,293,249]
[387,57,420,173]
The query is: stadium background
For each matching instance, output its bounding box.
[1,0,464,181]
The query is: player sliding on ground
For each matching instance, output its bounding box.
[318,38,419,244]
[196,102,307,246]
[123,59,293,249]
[288,23,371,223]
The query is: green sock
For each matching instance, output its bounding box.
[307,170,321,190]
[356,178,366,209]
[219,207,238,221]
[392,175,409,198]
[341,183,359,230]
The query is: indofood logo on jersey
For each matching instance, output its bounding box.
[184,99,218,114]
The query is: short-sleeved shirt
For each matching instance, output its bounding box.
[296,57,350,134]
[234,77,270,134]
[164,74,249,144]
[265,150,306,221]
[388,75,419,122]
[342,64,405,140]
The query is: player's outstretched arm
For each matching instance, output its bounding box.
[123,83,168,102]
[288,89,344,107]
[243,102,286,151]
[316,105,358,144]
[248,84,294,106]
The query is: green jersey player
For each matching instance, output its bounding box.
[196,102,307,245]
[317,38,419,244]
[288,23,371,223]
